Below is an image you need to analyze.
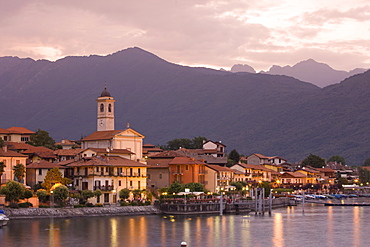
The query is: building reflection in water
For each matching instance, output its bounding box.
[327,206,334,247]
[273,213,284,247]
[110,218,118,247]
[353,207,360,247]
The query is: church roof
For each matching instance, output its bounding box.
[82,130,123,141]
[100,87,111,97]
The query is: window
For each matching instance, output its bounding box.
[100,103,104,112]
[106,167,109,173]
[96,167,99,172]
[148,174,151,179]
[130,181,133,187]
[138,168,141,176]
[185,165,189,171]
[38,169,42,175]
[138,181,141,190]
[108,104,112,112]
[159,174,162,179]
[104,193,109,203]
[21,137,29,142]
[130,168,133,176]
[75,179,79,186]
[119,180,121,186]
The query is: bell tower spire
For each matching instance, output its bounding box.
[96,85,116,131]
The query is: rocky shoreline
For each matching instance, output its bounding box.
[2,205,161,219]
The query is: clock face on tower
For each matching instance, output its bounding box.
[99,120,105,127]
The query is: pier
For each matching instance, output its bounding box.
[155,197,296,215]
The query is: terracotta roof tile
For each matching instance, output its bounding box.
[206,164,234,172]
[54,148,84,156]
[169,157,206,165]
[27,160,63,169]
[146,159,171,168]
[6,127,35,134]
[0,148,28,157]
[82,130,123,141]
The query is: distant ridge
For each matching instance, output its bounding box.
[1,47,370,165]
[230,59,367,88]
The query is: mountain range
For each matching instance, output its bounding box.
[1,47,370,165]
[231,59,367,88]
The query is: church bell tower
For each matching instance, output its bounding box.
[96,86,116,131]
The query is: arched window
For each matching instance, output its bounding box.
[100,103,104,112]
[108,104,112,112]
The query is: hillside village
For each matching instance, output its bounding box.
[0,87,367,206]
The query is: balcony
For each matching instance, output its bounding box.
[94,185,113,191]
[172,171,184,175]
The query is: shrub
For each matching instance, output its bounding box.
[145,201,151,206]
[18,202,33,208]
[95,203,103,207]
[9,202,19,208]
[39,205,49,208]
[86,203,94,207]
[130,201,138,206]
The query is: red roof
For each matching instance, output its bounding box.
[206,164,234,172]
[0,148,28,157]
[27,160,63,169]
[6,127,35,134]
[169,157,206,165]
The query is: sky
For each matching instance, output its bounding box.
[1,0,370,72]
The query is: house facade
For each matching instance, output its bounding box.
[66,156,147,204]
[0,127,35,143]
[0,146,28,184]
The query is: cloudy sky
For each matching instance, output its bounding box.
[1,0,370,71]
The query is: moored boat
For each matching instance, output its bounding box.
[0,210,9,227]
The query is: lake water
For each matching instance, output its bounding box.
[1,201,370,247]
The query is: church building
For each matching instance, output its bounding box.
[81,87,145,162]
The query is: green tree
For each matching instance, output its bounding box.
[94,189,102,200]
[358,167,370,184]
[301,154,326,168]
[0,180,26,203]
[337,177,349,185]
[13,163,26,183]
[119,188,130,200]
[167,138,193,150]
[230,181,247,191]
[228,149,240,165]
[0,137,4,148]
[132,189,141,199]
[0,161,6,184]
[184,182,206,192]
[363,158,370,166]
[36,189,48,203]
[328,155,346,166]
[28,129,55,149]
[80,190,95,204]
[168,181,184,194]
[192,136,207,149]
[24,190,33,201]
[53,185,69,206]
[42,167,66,191]
[258,181,272,197]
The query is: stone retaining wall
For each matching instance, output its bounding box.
[2,206,161,219]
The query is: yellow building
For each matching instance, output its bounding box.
[0,146,28,184]
[66,156,147,204]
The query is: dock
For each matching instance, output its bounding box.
[154,197,296,215]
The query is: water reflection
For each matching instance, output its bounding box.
[273,213,284,247]
[2,203,370,247]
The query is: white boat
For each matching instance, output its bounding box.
[0,210,9,227]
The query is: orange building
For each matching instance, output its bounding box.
[168,157,206,186]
